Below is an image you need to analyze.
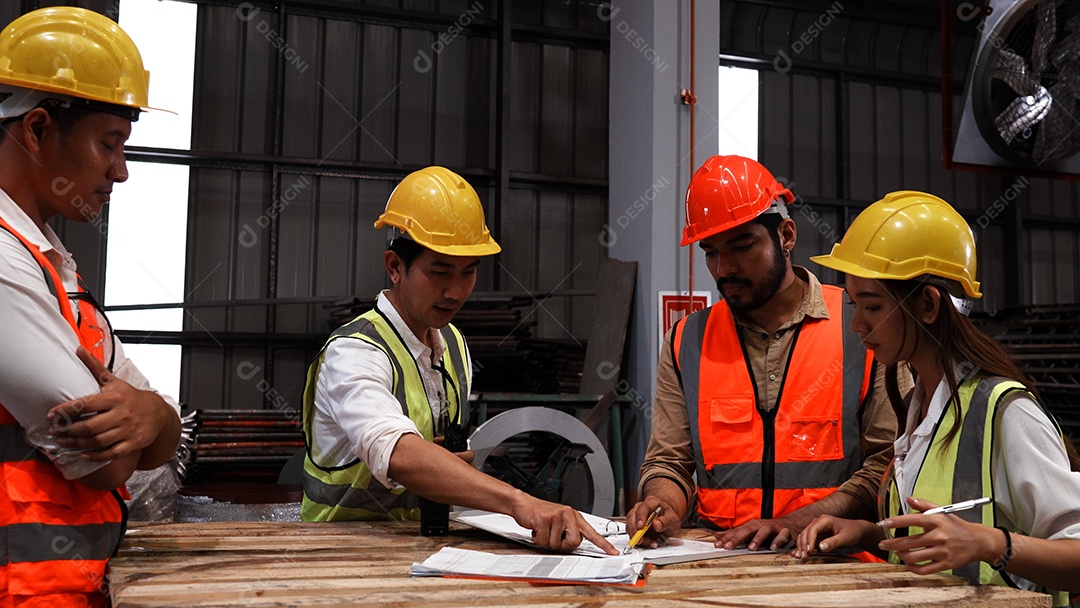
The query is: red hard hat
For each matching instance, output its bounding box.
[681,155,795,246]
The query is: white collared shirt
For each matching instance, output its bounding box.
[0,189,180,479]
[894,366,1080,590]
[308,291,471,489]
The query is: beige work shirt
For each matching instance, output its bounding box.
[639,266,905,518]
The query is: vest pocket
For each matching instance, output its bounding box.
[697,487,737,529]
[701,395,755,464]
[786,416,841,460]
[708,395,754,424]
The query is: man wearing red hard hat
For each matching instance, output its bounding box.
[627,155,904,556]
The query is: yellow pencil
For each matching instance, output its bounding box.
[623,506,662,554]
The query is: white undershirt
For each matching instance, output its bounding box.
[0,190,181,480]
[308,291,470,489]
[894,367,1080,591]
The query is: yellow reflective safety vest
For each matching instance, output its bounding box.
[301,303,470,521]
[883,374,1069,608]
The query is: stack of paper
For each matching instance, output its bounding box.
[411,547,645,585]
[452,509,770,565]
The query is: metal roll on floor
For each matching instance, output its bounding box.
[468,406,615,517]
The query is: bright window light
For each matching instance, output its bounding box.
[104,164,189,331]
[105,163,189,322]
[120,343,183,404]
[104,0,197,399]
[120,0,196,149]
[717,66,759,159]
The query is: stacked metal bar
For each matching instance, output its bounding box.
[181,409,304,484]
[324,296,585,394]
[977,304,1080,437]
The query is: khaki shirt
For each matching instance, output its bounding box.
[639,266,907,517]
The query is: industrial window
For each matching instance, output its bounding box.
[104,0,197,399]
[717,65,759,159]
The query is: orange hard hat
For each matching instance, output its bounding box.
[681,155,795,246]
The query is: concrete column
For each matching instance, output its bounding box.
[605,0,720,503]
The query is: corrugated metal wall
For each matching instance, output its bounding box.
[24,0,610,411]
[20,0,1079,413]
[720,0,1080,312]
[176,0,609,411]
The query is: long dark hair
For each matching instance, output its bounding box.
[881,279,1080,472]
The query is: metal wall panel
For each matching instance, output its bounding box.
[539,44,573,176]
[194,6,277,155]
[727,0,1079,314]
[498,189,605,340]
[575,49,608,179]
[510,41,540,172]
[177,1,607,409]
[187,169,271,332]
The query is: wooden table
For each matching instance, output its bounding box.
[110,521,1050,607]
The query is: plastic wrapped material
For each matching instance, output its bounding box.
[172,483,302,523]
[125,460,182,521]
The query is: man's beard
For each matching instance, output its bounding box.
[716,241,788,313]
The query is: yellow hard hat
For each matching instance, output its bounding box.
[0,7,151,119]
[375,166,501,257]
[810,190,982,298]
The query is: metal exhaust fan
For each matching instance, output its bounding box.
[953,0,1080,171]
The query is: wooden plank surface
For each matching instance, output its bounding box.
[110,521,1051,608]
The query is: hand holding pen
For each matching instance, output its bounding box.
[794,497,995,561]
[877,496,1007,576]
[624,506,661,554]
[878,496,992,526]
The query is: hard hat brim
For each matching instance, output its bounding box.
[374,216,501,257]
[810,250,983,299]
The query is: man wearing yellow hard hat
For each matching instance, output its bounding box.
[0,8,181,605]
[301,166,617,555]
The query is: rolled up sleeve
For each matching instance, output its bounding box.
[312,338,421,489]
[0,233,107,480]
[638,328,696,504]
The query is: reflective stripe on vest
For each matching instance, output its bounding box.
[675,284,870,528]
[301,303,470,521]
[885,375,1070,607]
[0,217,124,600]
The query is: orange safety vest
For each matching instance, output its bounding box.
[673,284,873,529]
[0,216,125,607]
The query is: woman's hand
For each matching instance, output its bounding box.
[794,514,884,560]
[878,497,1003,574]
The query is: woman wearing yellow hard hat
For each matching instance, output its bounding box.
[795,190,1080,606]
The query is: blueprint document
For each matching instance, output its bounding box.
[452,509,770,565]
[411,547,645,585]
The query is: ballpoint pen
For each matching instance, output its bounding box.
[877,496,991,525]
[623,506,662,555]
[921,496,992,515]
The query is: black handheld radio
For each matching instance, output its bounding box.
[419,419,468,536]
